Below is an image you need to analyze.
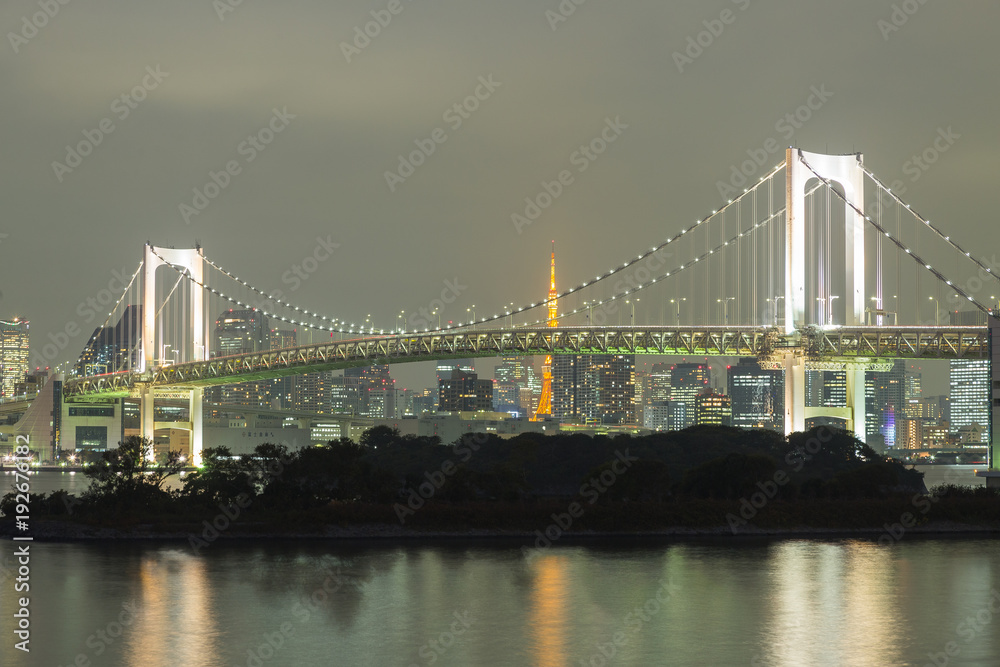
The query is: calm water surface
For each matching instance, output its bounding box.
[0,538,998,666]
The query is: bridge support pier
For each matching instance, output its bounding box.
[190,387,203,466]
[784,353,805,435]
[845,368,867,444]
[141,385,155,459]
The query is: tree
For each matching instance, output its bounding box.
[83,436,183,512]
[360,425,401,450]
[180,446,256,505]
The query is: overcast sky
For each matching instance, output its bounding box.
[2,0,996,392]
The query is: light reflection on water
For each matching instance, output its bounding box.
[0,538,997,666]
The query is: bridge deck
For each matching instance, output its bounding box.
[61,325,990,401]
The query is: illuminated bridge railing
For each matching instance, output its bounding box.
[806,326,989,360]
[61,325,990,401]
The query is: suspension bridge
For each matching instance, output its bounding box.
[9,148,1000,471]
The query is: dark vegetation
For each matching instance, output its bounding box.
[2,426,998,535]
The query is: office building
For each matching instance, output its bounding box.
[949,359,990,435]
[727,357,784,431]
[695,389,732,426]
[670,362,712,428]
[439,369,493,412]
[1,318,30,397]
[75,307,141,378]
[644,400,686,432]
[552,354,635,425]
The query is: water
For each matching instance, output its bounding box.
[1,538,998,666]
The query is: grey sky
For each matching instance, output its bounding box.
[1,0,996,392]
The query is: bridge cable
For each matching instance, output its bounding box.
[800,155,993,316]
[71,262,142,376]
[863,166,1000,288]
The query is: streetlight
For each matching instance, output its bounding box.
[827,295,839,325]
[467,305,476,330]
[816,297,826,326]
[769,296,785,327]
[432,308,441,329]
[670,298,686,325]
[717,297,734,325]
[626,298,639,326]
[870,296,882,326]
[396,310,406,334]
[929,296,939,325]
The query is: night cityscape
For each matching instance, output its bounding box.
[2,1,1000,666]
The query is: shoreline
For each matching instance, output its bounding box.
[3,519,999,543]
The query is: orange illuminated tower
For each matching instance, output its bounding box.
[534,242,557,420]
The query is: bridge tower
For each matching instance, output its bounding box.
[784,149,868,441]
[140,244,206,464]
[534,242,557,420]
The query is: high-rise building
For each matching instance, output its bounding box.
[212,309,271,407]
[268,329,297,408]
[75,307,141,378]
[644,400,686,432]
[1,318,30,397]
[866,360,906,448]
[727,358,784,431]
[494,356,528,414]
[436,359,475,384]
[412,388,438,415]
[359,364,396,418]
[295,371,335,413]
[806,370,846,408]
[950,309,988,326]
[695,389,732,426]
[439,369,493,412]
[636,364,683,430]
[670,362,711,428]
[552,354,635,425]
[949,359,990,435]
[213,309,269,356]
